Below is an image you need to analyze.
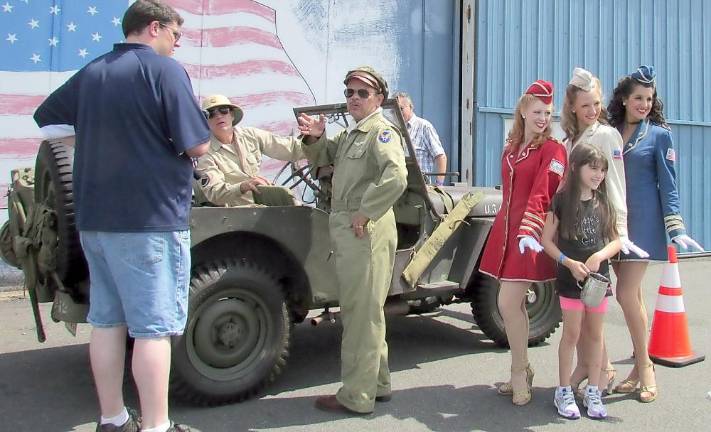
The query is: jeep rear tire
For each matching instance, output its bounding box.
[171,259,291,405]
[471,274,561,347]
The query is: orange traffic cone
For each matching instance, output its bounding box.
[648,246,705,367]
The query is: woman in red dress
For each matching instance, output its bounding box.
[479,80,568,405]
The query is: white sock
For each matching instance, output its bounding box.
[586,385,599,393]
[141,421,172,432]
[100,406,129,426]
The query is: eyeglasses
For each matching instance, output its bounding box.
[159,23,182,42]
[206,106,232,119]
[344,88,377,99]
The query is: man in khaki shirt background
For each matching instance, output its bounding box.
[196,94,305,206]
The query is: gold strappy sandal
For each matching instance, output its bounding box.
[509,364,534,406]
[496,363,534,396]
[601,367,617,395]
[638,363,658,403]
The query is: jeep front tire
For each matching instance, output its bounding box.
[171,259,291,405]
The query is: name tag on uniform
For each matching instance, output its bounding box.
[549,159,565,176]
[666,148,676,162]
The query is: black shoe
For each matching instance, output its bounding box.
[314,395,369,415]
[96,408,140,432]
[375,394,392,402]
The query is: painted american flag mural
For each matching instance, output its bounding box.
[0,0,318,214]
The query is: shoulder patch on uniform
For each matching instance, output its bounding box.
[666,148,676,162]
[549,159,565,176]
[612,149,623,159]
[378,129,392,144]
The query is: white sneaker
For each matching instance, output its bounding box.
[583,386,608,419]
[554,386,580,419]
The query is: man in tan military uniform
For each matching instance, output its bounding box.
[196,94,304,206]
[297,67,407,414]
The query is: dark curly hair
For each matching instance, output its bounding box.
[607,76,668,129]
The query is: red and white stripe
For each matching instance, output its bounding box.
[653,285,685,314]
[653,248,684,313]
[171,1,314,131]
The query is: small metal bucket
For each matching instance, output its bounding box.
[578,272,610,308]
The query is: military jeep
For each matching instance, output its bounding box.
[1,100,561,406]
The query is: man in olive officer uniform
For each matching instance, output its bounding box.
[297,66,407,414]
[197,94,304,206]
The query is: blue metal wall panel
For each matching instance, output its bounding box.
[393,1,455,164]
[474,0,711,249]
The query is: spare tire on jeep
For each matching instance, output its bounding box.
[33,140,87,285]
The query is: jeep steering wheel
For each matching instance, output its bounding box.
[276,161,322,195]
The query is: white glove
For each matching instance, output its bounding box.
[518,236,543,254]
[672,234,704,252]
[620,237,650,258]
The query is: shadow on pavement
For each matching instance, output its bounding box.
[182,383,623,432]
[263,310,503,396]
[0,308,510,431]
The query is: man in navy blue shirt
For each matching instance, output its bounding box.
[34,1,209,431]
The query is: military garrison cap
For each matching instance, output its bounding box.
[631,65,655,85]
[569,67,596,92]
[344,66,389,100]
[525,79,554,105]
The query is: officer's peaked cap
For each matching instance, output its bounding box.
[344,66,389,100]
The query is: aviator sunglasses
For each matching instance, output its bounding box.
[344,88,378,99]
[206,106,232,119]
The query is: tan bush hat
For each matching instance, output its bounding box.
[201,94,244,125]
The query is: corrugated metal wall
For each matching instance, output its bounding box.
[474,0,711,249]
[393,0,456,160]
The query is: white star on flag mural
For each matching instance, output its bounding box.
[0,0,126,208]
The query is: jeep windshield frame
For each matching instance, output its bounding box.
[293,99,440,220]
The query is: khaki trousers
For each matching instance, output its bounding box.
[330,209,397,413]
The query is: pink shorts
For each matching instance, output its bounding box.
[559,296,608,313]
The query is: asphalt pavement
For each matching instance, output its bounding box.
[1,258,710,431]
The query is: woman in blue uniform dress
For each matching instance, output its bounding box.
[607,65,703,403]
